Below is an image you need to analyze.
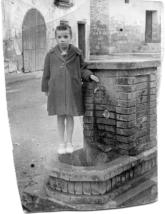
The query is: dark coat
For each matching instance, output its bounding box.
[41,44,92,116]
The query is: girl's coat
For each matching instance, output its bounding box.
[41,44,92,116]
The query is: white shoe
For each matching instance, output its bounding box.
[66,143,74,153]
[57,144,66,154]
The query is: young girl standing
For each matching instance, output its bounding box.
[41,24,99,154]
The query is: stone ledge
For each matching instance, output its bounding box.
[86,60,160,70]
[46,147,157,182]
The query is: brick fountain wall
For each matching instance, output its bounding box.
[83,60,159,163]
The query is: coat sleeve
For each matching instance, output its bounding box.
[41,53,50,92]
[79,53,93,81]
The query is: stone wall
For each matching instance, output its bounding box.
[83,60,159,157]
[89,0,161,56]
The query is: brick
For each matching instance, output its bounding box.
[84,111,94,117]
[117,128,136,136]
[117,85,136,93]
[75,182,83,195]
[150,81,157,88]
[136,82,148,90]
[135,76,148,84]
[103,138,115,146]
[150,94,157,101]
[116,114,136,121]
[117,120,136,129]
[136,89,148,96]
[96,118,116,126]
[117,92,136,100]
[117,142,130,150]
[84,103,94,110]
[104,125,116,133]
[68,182,75,194]
[97,124,105,130]
[136,103,149,112]
[83,123,95,130]
[136,96,148,103]
[84,129,95,137]
[117,135,136,143]
[116,77,136,85]
[116,106,136,114]
[117,100,136,107]
[150,88,157,95]
[83,116,95,124]
[150,74,156,81]
[84,96,94,103]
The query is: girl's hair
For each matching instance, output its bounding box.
[55,24,72,37]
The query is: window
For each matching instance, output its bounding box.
[54,0,73,7]
[145,10,160,43]
[60,20,69,25]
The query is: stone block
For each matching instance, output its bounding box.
[75,182,83,195]
[106,179,112,192]
[83,182,91,195]
[68,182,75,194]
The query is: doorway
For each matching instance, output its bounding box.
[22,9,46,72]
[78,22,86,58]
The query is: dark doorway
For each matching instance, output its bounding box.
[78,22,86,58]
[22,9,46,72]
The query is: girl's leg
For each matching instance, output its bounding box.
[66,115,74,153]
[57,115,66,154]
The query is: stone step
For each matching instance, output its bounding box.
[22,168,157,212]
[112,176,156,208]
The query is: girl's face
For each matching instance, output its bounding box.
[55,29,71,49]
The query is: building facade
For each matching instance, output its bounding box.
[2,0,162,72]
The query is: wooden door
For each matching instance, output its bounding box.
[22,9,46,72]
[78,22,86,58]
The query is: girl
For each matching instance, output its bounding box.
[41,24,99,154]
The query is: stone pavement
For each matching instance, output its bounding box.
[5,71,84,194]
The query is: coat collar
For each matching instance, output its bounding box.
[50,44,82,63]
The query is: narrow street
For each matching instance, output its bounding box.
[5,71,83,192]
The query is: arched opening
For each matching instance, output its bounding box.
[22,8,46,72]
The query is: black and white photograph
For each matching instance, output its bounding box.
[0,0,163,213]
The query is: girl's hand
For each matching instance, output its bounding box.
[90,75,99,82]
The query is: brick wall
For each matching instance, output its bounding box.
[83,61,158,157]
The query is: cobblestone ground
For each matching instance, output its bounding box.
[5,71,83,193]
